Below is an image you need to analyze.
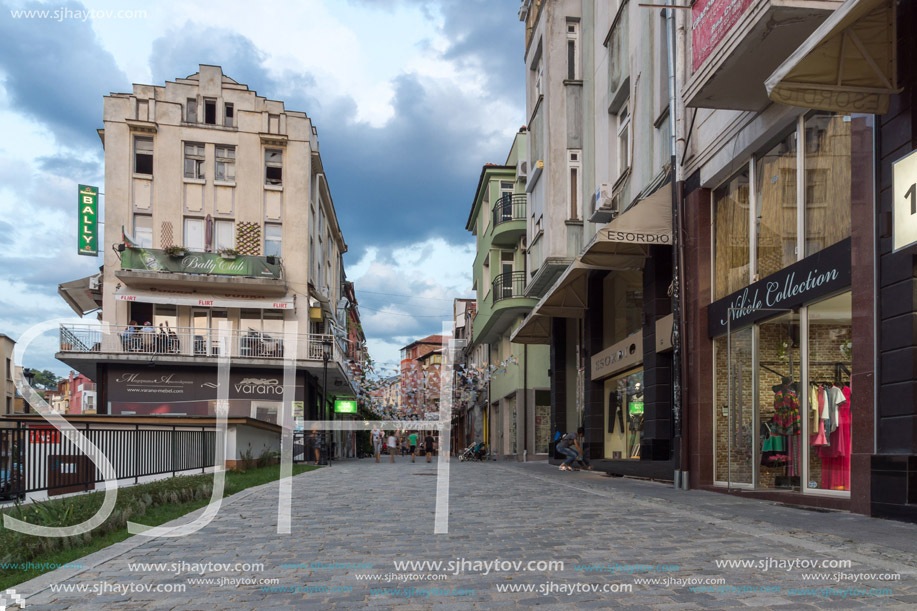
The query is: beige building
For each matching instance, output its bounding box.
[1,334,15,416]
[58,65,354,425]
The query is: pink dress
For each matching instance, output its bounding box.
[820,386,851,490]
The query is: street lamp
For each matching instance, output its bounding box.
[321,338,333,464]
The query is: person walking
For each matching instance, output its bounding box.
[408,431,419,463]
[556,431,579,471]
[388,432,398,463]
[424,432,435,463]
[310,429,321,466]
[371,427,383,463]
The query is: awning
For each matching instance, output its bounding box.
[114,286,294,310]
[765,0,898,114]
[509,311,552,345]
[58,274,102,316]
[580,181,672,268]
[532,260,600,318]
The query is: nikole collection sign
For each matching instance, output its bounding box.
[121,248,282,279]
[78,185,98,256]
[707,238,851,338]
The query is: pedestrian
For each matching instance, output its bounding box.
[556,430,579,471]
[424,432,435,463]
[371,427,383,463]
[408,430,419,463]
[574,427,593,470]
[388,431,398,463]
[310,429,322,465]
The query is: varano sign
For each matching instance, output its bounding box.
[78,184,99,256]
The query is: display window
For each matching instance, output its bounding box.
[713,292,852,496]
[604,369,643,460]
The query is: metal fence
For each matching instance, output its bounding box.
[59,324,340,362]
[492,271,527,304]
[0,422,215,500]
[491,193,527,227]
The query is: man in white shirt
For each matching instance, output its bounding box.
[387,432,398,463]
[371,427,383,463]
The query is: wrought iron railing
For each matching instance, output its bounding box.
[0,422,215,499]
[492,271,527,305]
[58,324,342,363]
[491,193,527,228]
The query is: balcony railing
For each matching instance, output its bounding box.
[492,271,527,305]
[491,194,527,228]
[58,324,342,363]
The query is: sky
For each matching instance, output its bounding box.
[0,0,525,377]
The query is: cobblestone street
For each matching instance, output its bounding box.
[11,459,917,610]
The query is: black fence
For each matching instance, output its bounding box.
[491,193,526,227]
[492,271,527,304]
[0,422,215,500]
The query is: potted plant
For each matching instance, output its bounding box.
[163,245,187,257]
[218,247,239,260]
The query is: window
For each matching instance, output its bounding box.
[804,113,853,257]
[214,220,234,251]
[566,21,579,80]
[215,146,235,182]
[224,103,234,127]
[183,218,205,251]
[534,56,544,98]
[756,132,798,279]
[134,137,153,175]
[264,223,282,257]
[204,99,216,125]
[616,102,631,177]
[713,169,751,300]
[186,98,197,122]
[265,149,282,185]
[183,143,205,180]
[568,150,582,219]
[134,214,153,248]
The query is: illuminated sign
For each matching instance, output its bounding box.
[334,399,357,414]
[78,185,99,256]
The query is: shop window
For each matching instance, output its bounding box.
[757,312,802,491]
[215,146,235,182]
[134,137,153,175]
[714,327,754,485]
[602,271,643,347]
[755,132,798,279]
[713,169,750,299]
[806,292,852,492]
[804,113,854,257]
[604,369,643,459]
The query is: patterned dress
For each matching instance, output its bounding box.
[771,389,801,436]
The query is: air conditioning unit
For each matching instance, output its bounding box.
[517,160,528,178]
[590,183,618,223]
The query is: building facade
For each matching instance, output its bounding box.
[513,0,676,477]
[466,130,551,459]
[1,335,15,416]
[400,335,444,418]
[57,65,354,429]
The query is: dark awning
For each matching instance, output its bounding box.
[58,274,102,316]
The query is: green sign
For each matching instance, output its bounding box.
[334,399,357,414]
[78,185,98,256]
[121,248,282,279]
[628,401,644,416]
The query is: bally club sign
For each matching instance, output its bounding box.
[707,238,851,338]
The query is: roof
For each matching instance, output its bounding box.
[465,164,514,231]
[401,334,445,351]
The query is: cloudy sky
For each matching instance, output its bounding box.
[0,0,524,376]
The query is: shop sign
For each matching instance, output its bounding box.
[692,0,755,71]
[121,248,282,279]
[591,331,643,381]
[708,238,851,337]
[334,399,357,414]
[78,185,98,256]
[108,367,303,402]
[893,149,917,252]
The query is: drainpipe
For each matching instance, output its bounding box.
[523,343,528,461]
[666,0,689,490]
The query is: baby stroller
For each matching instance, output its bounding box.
[459,442,487,462]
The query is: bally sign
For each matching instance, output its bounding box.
[708,238,851,338]
[78,184,99,256]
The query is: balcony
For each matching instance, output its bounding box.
[58,324,344,368]
[492,271,527,305]
[490,194,527,247]
[116,247,286,295]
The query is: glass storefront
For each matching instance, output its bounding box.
[604,369,643,460]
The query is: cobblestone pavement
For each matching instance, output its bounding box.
[9,459,917,610]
